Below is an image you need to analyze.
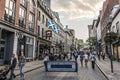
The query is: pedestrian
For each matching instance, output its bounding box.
[80,51,84,67]
[84,53,88,68]
[9,53,17,80]
[90,53,96,69]
[101,51,105,60]
[67,52,71,61]
[19,54,26,80]
[74,52,78,61]
[44,55,49,66]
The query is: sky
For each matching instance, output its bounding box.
[51,0,105,42]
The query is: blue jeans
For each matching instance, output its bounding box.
[19,66,24,78]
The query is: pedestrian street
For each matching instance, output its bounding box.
[16,59,107,80]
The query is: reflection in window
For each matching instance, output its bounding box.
[30,0,35,13]
[42,15,44,24]
[5,0,15,23]
[29,13,34,32]
[0,47,5,59]
[19,6,26,28]
[20,0,26,6]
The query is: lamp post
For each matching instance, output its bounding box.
[108,15,113,73]
[98,40,101,60]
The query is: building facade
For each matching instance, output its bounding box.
[0,0,38,64]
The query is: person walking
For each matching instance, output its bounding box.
[18,54,26,80]
[101,51,105,60]
[80,51,84,67]
[90,53,96,69]
[9,53,17,80]
[74,52,78,61]
[84,53,88,68]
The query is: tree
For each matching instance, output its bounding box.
[86,37,97,46]
[104,32,118,45]
[77,43,82,51]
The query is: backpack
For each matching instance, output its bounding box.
[91,56,95,61]
[80,54,84,60]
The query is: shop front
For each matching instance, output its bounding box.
[38,39,51,60]
[17,32,35,61]
[0,28,15,65]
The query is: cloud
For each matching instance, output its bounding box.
[51,0,105,19]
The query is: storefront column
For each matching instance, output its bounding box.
[11,31,19,63]
[33,37,36,60]
[13,31,18,58]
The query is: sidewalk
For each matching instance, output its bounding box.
[96,57,120,80]
[0,60,44,77]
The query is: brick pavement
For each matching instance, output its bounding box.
[96,57,120,80]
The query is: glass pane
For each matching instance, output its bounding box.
[22,9,24,17]
[0,41,5,45]
[20,0,25,6]
[9,11,13,16]
[1,47,4,52]
[1,30,6,39]
[5,8,9,14]
[5,0,9,7]
[20,0,22,4]
[10,1,13,10]
[0,47,5,59]
[19,7,22,16]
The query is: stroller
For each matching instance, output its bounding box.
[0,67,10,80]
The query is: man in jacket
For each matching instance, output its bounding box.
[9,53,17,80]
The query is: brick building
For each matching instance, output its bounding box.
[100,0,119,53]
[0,0,37,64]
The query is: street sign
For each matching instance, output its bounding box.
[44,61,78,72]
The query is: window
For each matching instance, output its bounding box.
[116,22,120,34]
[20,0,26,6]
[30,0,35,13]
[19,6,26,27]
[46,18,48,27]
[5,0,15,23]
[29,13,34,32]
[25,36,33,57]
[37,26,40,36]
[29,0,35,32]
[42,28,44,38]
[38,11,41,21]
[0,47,5,59]
[42,15,44,24]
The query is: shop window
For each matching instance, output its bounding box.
[0,47,4,59]
[25,37,33,57]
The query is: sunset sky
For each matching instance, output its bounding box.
[51,0,105,42]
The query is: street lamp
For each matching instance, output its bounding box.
[108,15,113,73]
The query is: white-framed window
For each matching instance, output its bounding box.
[29,13,34,31]
[30,0,35,13]
[5,0,15,20]
[20,0,26,6]
[19,6,26,27]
